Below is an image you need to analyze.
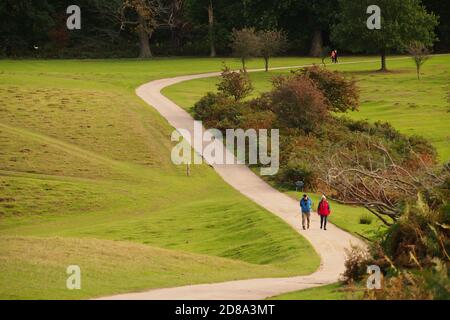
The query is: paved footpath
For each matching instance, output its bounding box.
[98,61,377,300]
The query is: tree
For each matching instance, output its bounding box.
[167,0,190,53]
[318,142,445,225]
[244,0,338,57]
[120,0,170,58]
[230,27,261,71]
[422,0,450,52]
[0,0,55,56]
[408,41,430,80]
[332,0,438,71]
[307,0,338,57]
[258,29,287,72]
[217,65,253,101]
[320,46,331,66]
[207,0,216,56]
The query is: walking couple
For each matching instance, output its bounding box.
[331,49,338,63]
[300,194,331,230]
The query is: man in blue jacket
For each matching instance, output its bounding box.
[300,194,313,230]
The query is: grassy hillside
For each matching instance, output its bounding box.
[0,58,326,299]
[1,236,318,300]
[163,55,450,162]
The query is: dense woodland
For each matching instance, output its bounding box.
[1,0,448,58]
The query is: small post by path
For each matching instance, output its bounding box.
[186,163,190,176]
[295,181,304,192]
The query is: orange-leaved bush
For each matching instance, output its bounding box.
[268,75,329,134]
[217,65,253,101]
[293,65,359,113]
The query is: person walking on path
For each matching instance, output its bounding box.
[300,194,312,230]
[331,50,336,63]
[317,195,331,230]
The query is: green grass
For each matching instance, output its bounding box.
[269,282,364,300]
[1,236,316,300]
[161,55,449,300]
[3,55,447,300]
[163,55,450,162]
[0,58,325,299]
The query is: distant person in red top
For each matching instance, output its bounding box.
[317,195,331,230]
[331,50,336,63]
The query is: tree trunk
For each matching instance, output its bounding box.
[380,50,387,71]
[139,31,152,58]
[138,16,152,59]
[264,57,269,72]
[309,29,323,57]
[416,65,420,80]
[242,58,246,72]
[208,1,216,57]
[170,28,181,54]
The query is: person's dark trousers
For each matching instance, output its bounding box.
[320,215,328,229]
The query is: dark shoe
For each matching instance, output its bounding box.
[324,227,327,230]
[302,226,306,230]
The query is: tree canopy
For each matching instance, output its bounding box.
[332,0,438,70]
[0,0,447,58]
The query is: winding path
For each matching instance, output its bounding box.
[98,60,380,300]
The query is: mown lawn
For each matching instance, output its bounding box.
[0,57,325,299]
[269,282,365,300]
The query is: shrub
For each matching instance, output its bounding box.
[268,76,329,133]
[293,65,359,113]
[275,159,317,189]
[340,118,437,165]
[342,187,450,300]
[342,245,373,283]
[192,92,243,130]
[365,264,449,300]
[217,65,253,101]
[239,110,277,130]
[359,213,374,225]
[382,194,449,269]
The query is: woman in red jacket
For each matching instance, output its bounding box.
[317,195,331,230]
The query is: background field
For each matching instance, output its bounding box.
[163,55,450,162]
